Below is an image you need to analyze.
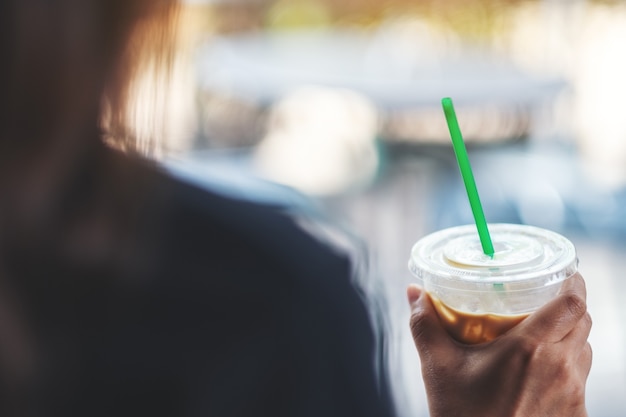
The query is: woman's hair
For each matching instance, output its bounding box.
[101,0,180,154]
[0,0,179,156]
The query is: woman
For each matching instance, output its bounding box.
[0,0,591,416]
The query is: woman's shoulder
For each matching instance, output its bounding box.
[134,156,353,291]
[101,151,395,417]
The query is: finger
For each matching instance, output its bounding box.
[407,285,456,360]
[560,311,592,349]
[517,274,587,343]
[559,273,587,301]
[578,342,593,379]
[559,310,592,379]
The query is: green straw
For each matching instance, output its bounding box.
[441,97,494,257]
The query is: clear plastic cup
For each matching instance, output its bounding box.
[408,223,578,344]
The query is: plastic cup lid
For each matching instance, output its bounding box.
[409,224,577,291]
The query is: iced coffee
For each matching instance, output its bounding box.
[408,224,577,345]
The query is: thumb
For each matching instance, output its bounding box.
[515,273,588,343]
[407,285,456,360]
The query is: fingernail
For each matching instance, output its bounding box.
[407,284,422,305]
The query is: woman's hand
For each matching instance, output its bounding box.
[408,273,592,417]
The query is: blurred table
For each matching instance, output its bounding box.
[194,29,564,148]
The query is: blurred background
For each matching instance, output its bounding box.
[153,0,626,415]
